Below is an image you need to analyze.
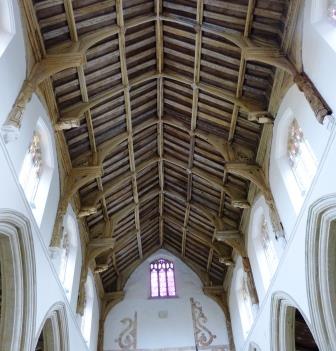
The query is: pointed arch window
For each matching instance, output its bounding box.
[260,215,278,276]
[240,273,254,333]
[150,259,176,298]
[19,132,42,207]
[287,119,316,195]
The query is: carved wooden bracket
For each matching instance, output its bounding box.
[77,238,116,315]
[243,44,332,123]
[2,53,84,142]
[50,166,102,248]
[225,162,284,238]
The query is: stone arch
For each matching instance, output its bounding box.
[34,302,69,351]
[0,209,36,351]
[270,291,317,351]
[306,193,336,350]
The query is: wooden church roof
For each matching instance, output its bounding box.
[31,0,290,291]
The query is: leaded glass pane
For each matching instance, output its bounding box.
[150,258,176,298]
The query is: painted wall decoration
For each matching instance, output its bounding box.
[115,312,138,349]
[190,298,217,347]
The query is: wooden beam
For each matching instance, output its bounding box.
[116,0,142,259]
[228,0,257,142]
[155,0,165,247]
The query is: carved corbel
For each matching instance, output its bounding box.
[294,73,332,123]
[248,111,274,124]
[215,229,246,258]
[243,44,332,123]
[77,238,116,315]
[215,242,235,266]
[2,53,84,142]
[225,162,284,238]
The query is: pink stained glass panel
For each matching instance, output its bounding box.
[167,268,175,296]
[150,259,176,298]
[159,269,167,297]
[150,270,159,297]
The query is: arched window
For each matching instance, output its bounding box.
[0,0,15,57]
[259,215,278,277]
[150,258,176,298]
[287,119,317,195]
[50,212,79,299]
[81,273,94,345]
[19,119,54,225]
[237,269,254,337]
[19,131,42,206]
[249,197,280,297]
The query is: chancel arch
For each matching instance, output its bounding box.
[0,210,36,351]
[306,194,336,350]
[34,302,69,351]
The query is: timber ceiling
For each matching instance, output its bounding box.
[32,0,290,291]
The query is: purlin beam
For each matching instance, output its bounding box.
[182,0,204,258]
[63,0,110,225]
[116,0,143,259]
[207,0,257,278]
[155,0,165,247]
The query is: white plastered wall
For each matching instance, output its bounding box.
[0,1,99,350]
[229,1,336,350]
[104,249,229,351]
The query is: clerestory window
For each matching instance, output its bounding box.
[150,258,176,298]
[287,119,317,195]
[260,215,278,276]
[19,131,43,207]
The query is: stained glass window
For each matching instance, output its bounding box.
[287,119,316,195]
[150,259,176,298]
[19,132,43,207]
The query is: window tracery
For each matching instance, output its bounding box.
[19,132,43,207]
[150,258,176,298]
[287,119,316,195]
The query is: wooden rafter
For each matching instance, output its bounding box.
[155,0,164,247]
[22,0,298,296]
[116,0,142,259]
